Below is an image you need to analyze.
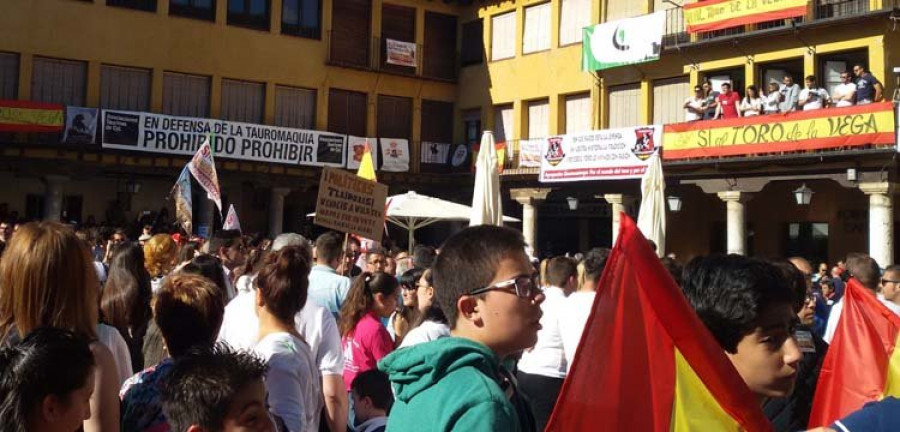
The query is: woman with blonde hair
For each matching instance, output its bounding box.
[0,222,121,432]
[144,234,178,294]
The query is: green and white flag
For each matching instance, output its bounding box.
[582,12,666,71]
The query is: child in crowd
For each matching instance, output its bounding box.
[378,225,544,431]
[681,255,802,399]
[351,370,394,432]
[340,272,399,391]
[159,343,274,432]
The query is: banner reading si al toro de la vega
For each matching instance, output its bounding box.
[684,0,808,34]
[663,102,895,160]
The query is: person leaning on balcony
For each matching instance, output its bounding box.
[764,80,782,114]
[683,85,706,121]
[714,82,741,119]
[738,85,764,117]
[853,63,884,104]
[798,75,831,111]
[779,74,801,113]
[701,80,719,120]
[832,71,857,107]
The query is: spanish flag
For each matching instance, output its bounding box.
[546,215,772,432]
[807,279,900,427]
[357,138,377,181]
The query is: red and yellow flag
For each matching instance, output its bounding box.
[546,214,772,432]
[808,279,900,427]
[357,138,377,181]
[0,99,64,132]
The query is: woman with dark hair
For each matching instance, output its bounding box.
[101,242,152,373]
[339,272,398,391]
[179,254,229,303]
[0,327,96,432]
[398,269,449,349]
[252,246,321,432]
[0,222,120,432]
[176,242,199,266]
[389,268,425,346]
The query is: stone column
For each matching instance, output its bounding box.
[43,175,67,222]
[603,194,633,247]
[717,191,750,255]
[578,217,590,252]
[511,188,551,255]
[860,182,896,267]
[269,187,291,238]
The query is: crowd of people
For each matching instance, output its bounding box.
[0,219,897,431]
[683,63,884,121]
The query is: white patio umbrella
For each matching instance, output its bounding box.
[470,131,503,227]
[384,191,518,251]
[636,152,666,257]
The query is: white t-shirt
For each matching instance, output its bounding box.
[97,323,133,386]
[557,291,596,372]
[799,87,830,110]
[397,320,450,349]
[517,286,569,379]
[833,82,857,107]
[763,91,781,113]
[254,332,322,432]
[218,288,344,376]
[739,97,763,116]
[683,97,704,122]
[823,292,900,344]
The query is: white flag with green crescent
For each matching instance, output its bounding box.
[582,12,666,71]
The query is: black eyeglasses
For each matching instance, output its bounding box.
[467,274,542,300]
[882,278,900,285]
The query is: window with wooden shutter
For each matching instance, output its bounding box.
[527,99,549,138]
[560,0,590,45]
[606,0,643,22]
[100,65,151,111]
[493,104,514,143]
[221,79,265,124]
[460,20,484,66]
[0,52,19,100]
[523,3,551,54]
[377,95,412,140]
[275,85,316,129]
[31,57,87,106]
[652,76,688,125]
[421,100,454,142]
[608,84,641,128]
[381,4,417,75]
[330,0,371,68]
[328,88,367,136]
[491,12,516,61]
[423,12,458,81]
[565,93,592,133]
[163,72,211,117]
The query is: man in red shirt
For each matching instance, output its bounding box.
[715,82,741,119]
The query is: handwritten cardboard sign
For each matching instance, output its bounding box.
[314,167,388,242]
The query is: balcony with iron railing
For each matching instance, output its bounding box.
[326,31,459,82]
[661,0,895,49]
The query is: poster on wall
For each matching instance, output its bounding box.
[346,136,379,170]
[539,125,663,182]
[378,138,410,172]
[314,167,388,242]
[386,39,417,67]
[101,109,346,167]
[582,12,665,71]
[62,106,99,144]
[518,138,543,168]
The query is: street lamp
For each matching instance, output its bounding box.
[667,195,683,212]
[793,183,813,205]
[567,197,579,210]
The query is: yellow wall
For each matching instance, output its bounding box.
[457,0,893,141]
[0,0,461,173]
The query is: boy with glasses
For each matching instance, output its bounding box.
[832,71,857,107]
[852,63,883,104]
[880,265,900,307]
[378,225,544,432]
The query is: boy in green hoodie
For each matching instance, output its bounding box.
[378,225,545,432]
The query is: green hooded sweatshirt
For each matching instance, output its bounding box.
[378,337,528,432]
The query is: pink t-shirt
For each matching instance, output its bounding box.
[342,312,394,391]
